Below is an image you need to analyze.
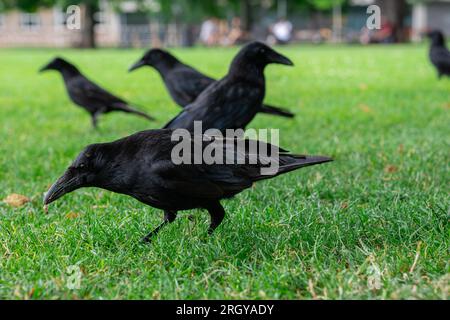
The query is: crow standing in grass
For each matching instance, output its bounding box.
[427,30,450,79]
[44,129,332,242]
[155,42,293,131]
[129,48,295,118]
[40,57,155,128]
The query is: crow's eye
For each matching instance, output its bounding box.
[259,48,266,54]
[79,163,86,169]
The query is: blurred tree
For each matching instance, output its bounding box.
[0,0,54,11]
[134,0,350,35]
[292,0,348,42]
[131,0,236,23]
[291,0,347,11]
[61,0,98,48]
[128,0,238,46]
[375,0,408,42]
[307,0,347,11]
[237,0,252,32]
[142,0,254,32]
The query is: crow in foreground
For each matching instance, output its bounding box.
[427,30,450,79]
[40,57,155,128]
[129,48,295,118]
[161,42,294,132]
[44,129,332,242]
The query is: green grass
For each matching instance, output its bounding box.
[0,44,448,300]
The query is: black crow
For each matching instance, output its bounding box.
[427,30,450,79]
[129,48,295,118]
[40,57,155,128]
[43,129,332,242]
[160,42,294,132]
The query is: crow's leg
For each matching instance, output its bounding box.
[206,202,226,235]
[142,210,177,243]
[91,112,100,129]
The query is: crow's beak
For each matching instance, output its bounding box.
[129,60,146,72]
[43,171,84,206]
[268,50,294,66]
[39,64,51,73]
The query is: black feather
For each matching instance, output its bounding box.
[427,30,450,79]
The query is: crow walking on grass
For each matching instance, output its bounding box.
[160,42,294,132]
[40,57,155,128]
[129,48,295,118]
[427,30,450,79]
[44,129,332,242]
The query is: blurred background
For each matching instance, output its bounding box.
[0,0,449,49]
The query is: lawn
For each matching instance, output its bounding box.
[0,44,448,300]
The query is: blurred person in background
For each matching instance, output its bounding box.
[227,17,245,46]
[199,17,219,46]
[270,17,293,45]
[218,19,230,46]
[360,16,395,44]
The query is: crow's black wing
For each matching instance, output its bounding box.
[116,130,331,207]
[66,76,155,120]
[165,67,216,107]
[164,78,263,131]
[149,138,258,200]
[154,161,253,199]
[67,76,127,108]
[430,47,450,74]
[149,135,331,200]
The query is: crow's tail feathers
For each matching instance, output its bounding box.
[116,103,156,122]
[260,104,295,118]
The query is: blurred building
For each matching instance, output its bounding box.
[0,2,120,48]
[0,1,186,48]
